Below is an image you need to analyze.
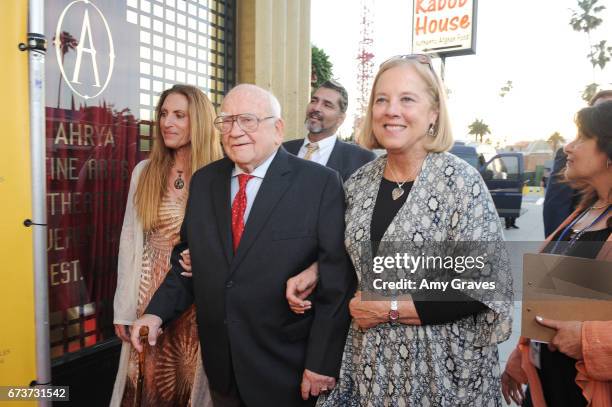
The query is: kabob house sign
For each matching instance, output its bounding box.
[412,0,478,57]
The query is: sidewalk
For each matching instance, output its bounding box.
[497,196,545,405]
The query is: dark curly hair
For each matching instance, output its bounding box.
[575,100,612,162]
[572,100,612,214]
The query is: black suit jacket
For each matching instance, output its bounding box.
[543,148,580,236]
[283,137,376,181]
[146,148,356,407]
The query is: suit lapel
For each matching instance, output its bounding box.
[212,158,234,265]
[230,148,293,272]
[284,139,302,155]
[325,138,344,175]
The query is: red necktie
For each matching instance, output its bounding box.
[231,174,254,252]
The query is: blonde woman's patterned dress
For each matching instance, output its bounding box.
[318,153,513,407]
[121,191,202,407]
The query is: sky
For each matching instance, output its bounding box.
[311,0,612,146]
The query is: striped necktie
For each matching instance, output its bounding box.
[303,142,319,161]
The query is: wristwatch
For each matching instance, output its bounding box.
[389,299,399,322]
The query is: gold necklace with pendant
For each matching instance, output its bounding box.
[174,170,185,189]
[387,161,409,201]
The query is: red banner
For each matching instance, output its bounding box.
[46,103,143,355]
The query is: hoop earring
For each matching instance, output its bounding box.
[427,124,435,137]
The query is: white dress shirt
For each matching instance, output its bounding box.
[297,135,337,166]
[230,149,278,222]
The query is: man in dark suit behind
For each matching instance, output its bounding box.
[283,80,375,181]
[131,84,356,407]
[543,147,580,236]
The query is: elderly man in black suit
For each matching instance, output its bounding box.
[283,80,375,181]
[130,84,356,407]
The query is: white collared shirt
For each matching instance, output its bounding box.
[297,134,337,165]
[230,149,278,222]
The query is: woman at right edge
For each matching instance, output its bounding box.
[502,101,612,407]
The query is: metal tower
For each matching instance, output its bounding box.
[354,0,375,136]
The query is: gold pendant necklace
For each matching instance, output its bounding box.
[387,161,407,201]
[174,170,184,189]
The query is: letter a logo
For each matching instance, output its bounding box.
[55,0,115,100]
[72,10,101,87]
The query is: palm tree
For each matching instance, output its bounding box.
[547,131,566,153]
[468,119,491,143]
[582,82,600,102]
[53,31,78,108]
[569,0,609,101]
[499,80,513,98]
[569,0,604,34]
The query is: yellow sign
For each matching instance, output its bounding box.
[0,1,37,404]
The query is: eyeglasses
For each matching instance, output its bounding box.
[213,113,276,134]
[381,54,434,71]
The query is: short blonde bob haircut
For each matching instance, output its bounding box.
[135,84,223,230]
[358,56,453,152]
